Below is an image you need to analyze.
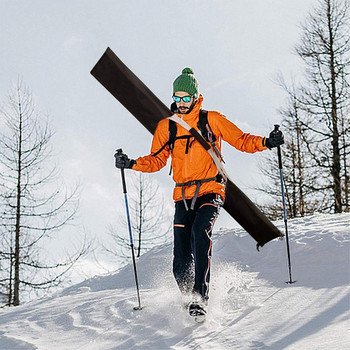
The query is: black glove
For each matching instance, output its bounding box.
[114,150,135,169]
[265,129,284,149]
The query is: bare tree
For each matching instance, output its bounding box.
[256,91,329,219]
[276,0,350,213]
[340,108,350,211]
[105,173,172,265]
[0,80,88,306]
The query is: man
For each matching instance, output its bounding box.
[114,68,283,320]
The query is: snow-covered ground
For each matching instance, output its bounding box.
[0,213,349,350]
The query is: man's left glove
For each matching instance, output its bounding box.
[264,129,284,149]
[114,150,136,169]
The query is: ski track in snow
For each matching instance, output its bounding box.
[0,213,349,350]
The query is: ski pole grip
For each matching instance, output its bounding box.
[116,148,127,193]
[272,126,283,169]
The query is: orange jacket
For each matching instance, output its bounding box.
[133,95,267,202]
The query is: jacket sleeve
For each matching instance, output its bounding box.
[132,119,170,172]
[209,112,267,153]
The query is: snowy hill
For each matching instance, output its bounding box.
[0,213,349,350]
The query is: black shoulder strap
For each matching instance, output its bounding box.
[198,109,216,142]
[168,119,177,152]
[167,102,178,153]
[152,116,193,157]
[151,120,176,157]
[157,108,215,156]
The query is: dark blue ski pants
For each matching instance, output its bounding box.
[173,193,223,300]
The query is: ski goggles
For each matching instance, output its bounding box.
[172,95,192,103]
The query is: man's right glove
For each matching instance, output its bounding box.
[265,129,284,149]
[114,150,136,169]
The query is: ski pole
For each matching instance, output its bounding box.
[273,125,295,284]
[116,149,143,310]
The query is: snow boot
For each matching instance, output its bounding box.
[188,301,207,323]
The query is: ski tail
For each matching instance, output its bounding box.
[224,180,283,248]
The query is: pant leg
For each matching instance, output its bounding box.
[191,194,223,300]
[173,199,194,294]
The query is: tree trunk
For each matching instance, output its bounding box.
[13,97,23,306]
[327,0,342,213]
[342,118,349,211]
[296,119,305,216]
[8,247,13,306]
[291,139,298,217]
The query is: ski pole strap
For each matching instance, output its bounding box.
[176,176,217,210]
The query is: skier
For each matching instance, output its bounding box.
[114,68,284,320]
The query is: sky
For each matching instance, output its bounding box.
[0,0,318,275]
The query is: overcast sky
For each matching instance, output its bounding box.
[0,0,317,274]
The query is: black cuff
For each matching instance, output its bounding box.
[128,159,136,169]
[265,138,273,149]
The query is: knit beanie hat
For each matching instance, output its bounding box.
[173,68,199,98]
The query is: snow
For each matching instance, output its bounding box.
[0,213,349,349]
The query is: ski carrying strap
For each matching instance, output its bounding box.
[167,113,230,210]
[152,110,223,157]
[168,114,230,181]
[152,109,224,178]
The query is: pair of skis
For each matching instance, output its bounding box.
[90,47,283,248]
